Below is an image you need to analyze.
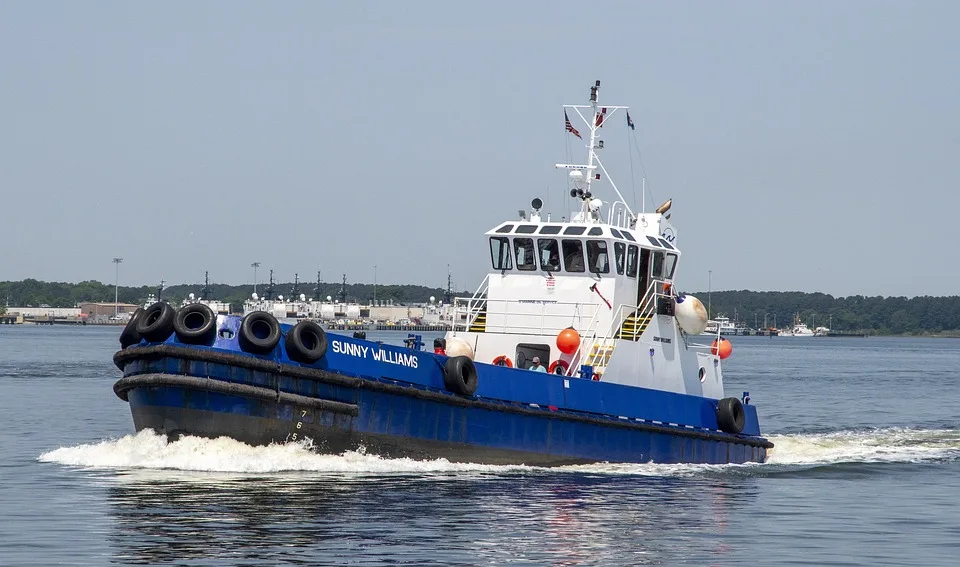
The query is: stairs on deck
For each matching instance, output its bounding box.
[616,311,652,340]
[584,343,615,371]
[468,303,487,332]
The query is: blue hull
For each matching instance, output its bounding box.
[113,319,771,466]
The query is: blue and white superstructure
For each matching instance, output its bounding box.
[112,81,771,465]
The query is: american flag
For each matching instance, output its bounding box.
[626,111,635,131]
[564,110,582,139]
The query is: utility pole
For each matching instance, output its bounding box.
[373,265,377,305]
[201,271,211,300]
[707,270,712,319]
[112,257,123,319]
[251,262,260,295]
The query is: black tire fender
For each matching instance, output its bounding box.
[173,303,217,345]
[717,397,746,434]
[135,302,176,343]
[285,320,328,364]
[238,311,281,354]
[119,307,144,348]
[443,355,478,396]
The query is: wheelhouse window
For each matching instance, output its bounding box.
[538,238,561,271]
[652,251,665,278]
[563,226,586,235]
[562,239,585,272]
[495,224,514,234]
[626,245,638,277]
[539,225,562,235]
[514,238,537,271]
[664,253,678,278]
[586,240,610,274]
[614,242,626,275]
[489,237,513,270]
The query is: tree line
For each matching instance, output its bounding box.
[3,280,959,335]
[691,290,960,335]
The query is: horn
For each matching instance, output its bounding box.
[655,198,672,215]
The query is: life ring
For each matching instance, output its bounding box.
[173,303,217,345]
[119,307,144,349]
[548,359,569,375]
[285,320,328,364]
[492,355,513,367]
[716,397,745,434]
[238,311,281,354]
[135,301,176,343]
[444,355,478,396]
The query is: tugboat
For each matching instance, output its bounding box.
[113,81,772,465]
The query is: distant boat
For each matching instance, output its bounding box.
[780,314,815,337]
[704,315,738,335]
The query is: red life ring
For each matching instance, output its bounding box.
[548,359,569,375]
[492,355,513,367]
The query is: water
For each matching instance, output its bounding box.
[3,326,959,566]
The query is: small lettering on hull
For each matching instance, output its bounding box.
[653,336,672,344]
[331,339,419,369]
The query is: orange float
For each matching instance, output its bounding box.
[492,355,513,367]
[556,327,581,355]
[548,359,569,375]
[711,338,733,360]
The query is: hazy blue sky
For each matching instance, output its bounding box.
[2,1,957,297]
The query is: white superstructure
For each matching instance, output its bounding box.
[446,81,724,399]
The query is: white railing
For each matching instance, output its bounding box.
[453,296,601,335]
[607,200,633,229]
[562,279,670,376]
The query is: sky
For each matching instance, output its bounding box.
[1,1,958,298]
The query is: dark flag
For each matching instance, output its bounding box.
[626,111,635,131]
[564,110,582,139]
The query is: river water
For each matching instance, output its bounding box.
[1,325,958,566]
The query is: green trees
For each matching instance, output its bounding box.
[697,290,960,335]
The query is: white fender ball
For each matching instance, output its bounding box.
[444,336,475,360]
[675,294,708,335]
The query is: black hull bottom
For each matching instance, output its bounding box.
[130,404,598,467]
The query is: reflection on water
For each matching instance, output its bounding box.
[103,470,756,566]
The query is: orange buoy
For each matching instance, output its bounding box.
[548,359,569,375]
[556,327,580,355]
[711,338,733,360]
[492,355,513,367]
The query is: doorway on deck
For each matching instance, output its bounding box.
[637,248,651,307]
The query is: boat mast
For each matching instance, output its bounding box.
[555,81,635,222]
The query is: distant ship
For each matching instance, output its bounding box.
[780,314,815,337]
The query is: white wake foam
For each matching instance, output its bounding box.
[38,427,960,478]
[765,428,960,465]
[38,430,530,475]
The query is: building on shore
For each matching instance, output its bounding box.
[78,302,140,321]
[4,307,82,318]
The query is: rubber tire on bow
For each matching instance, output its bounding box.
[444,355,478,396]
[135,302,176,343]
[716,397,746,434]
[285,320,328,364]
[119,307,144,348]
[238,311,281,354]
[173,303,217,345]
